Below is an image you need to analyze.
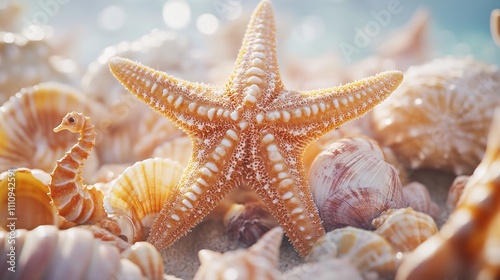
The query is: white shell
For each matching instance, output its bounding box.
[282,259,363,280]
[372,57,500,175]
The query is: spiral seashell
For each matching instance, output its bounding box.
[104,158,184,243]
[372,208,437,254]
[193,226,283,280]
[223,202,279,246]
[396,108,500,279]
[402,182,440,220]
[0,32,75,105]
[282,259,363,280]
[306,226,396,276]
[0,225,163,280]
[152,136,193,168]
[372,56,500,175]
[308,137,406,231]
[121,241,165,280]
[445,175,469,211]
[0,168,62,230]
[492,9,500,47]
[0,83,99,176]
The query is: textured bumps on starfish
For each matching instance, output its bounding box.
[109,0,403,257]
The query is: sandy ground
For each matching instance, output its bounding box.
[161,169,456,279]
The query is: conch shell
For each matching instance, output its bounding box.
[396,108,500,279]
[308,137,407,231]
[193,226,283,280]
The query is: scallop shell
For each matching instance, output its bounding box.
[308,137,407,231]
[402,182,440,220]
[445,175,469,210]
[282,259,363,280]
[0,225,162,280]
[223,202,279,246]
[0,83,99,177]
[152,136,193,168]
[372,208,437,254]
[0,32,75,105]
[0,168,62,230]
[104,158,184,243]
[306,226,396,276]
[193,226,283,280]
[395,108,500,279]
[492,9,500,47]
[372,56,500,175]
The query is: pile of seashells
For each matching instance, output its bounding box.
[1,2,500,280]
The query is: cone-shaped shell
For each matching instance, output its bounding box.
[306,226,396,276]
[193,227,283,280]
[104,158,184,242]
[372,208,438,254]
[0,83,99,176]
[0,168,62,230]
[308,137,406,231]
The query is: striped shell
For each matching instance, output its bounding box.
[0,168,63,230]
[0,225,163,280]
[193,226,283,280]
[104,158,184,243]
[306,226,396,276]
[282,259,363,280]
[396,108,500,279]
[0,83,99,176]
[152,136,193,168]
[372,208,438,254]
[402,182,440,220]
[446,175,469,210]
[121,241,165,280]
[308,137,407,231]
[372,56,500,175]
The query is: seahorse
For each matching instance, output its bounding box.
[49,111,107,224]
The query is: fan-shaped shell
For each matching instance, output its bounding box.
[121,241,164,280]
[193,227,283,280]
[0,225,161,280]
[308,137,406,231]
[372,208,437,254]
[306,226,396,276]
[402,182,440,220]
[104,158,184,242]
[372,57,500,175]
[0,168,62,230]
[0,83,99,176]
[152,136,192,167]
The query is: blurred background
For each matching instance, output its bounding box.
[5,0,499,79]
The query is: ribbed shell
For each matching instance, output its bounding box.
[446,175,469,210]
[308,137,406,231]
[306,226,396,275]
[0,83,99,176]
[402,182,440,220]
[372,208,438,253]
[372,57,500,175]
[0,225,154,280]
[193,227,283,280]
[152,136,193,167]
[0,168,62,230]
[104,158,184,242]
[121,241,165,280]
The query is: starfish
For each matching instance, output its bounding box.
[109,0,403,257]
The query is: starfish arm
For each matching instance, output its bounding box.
[266,70,404,139]
[147,127,245,249]
[248,129,325,257]
[109,57,237,133]
[225,0,284,106]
